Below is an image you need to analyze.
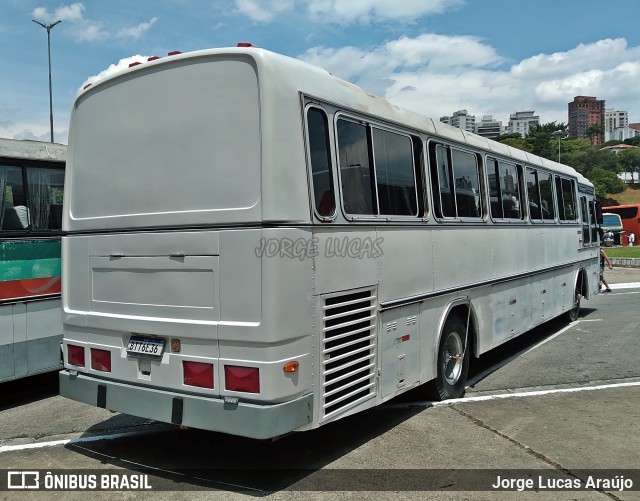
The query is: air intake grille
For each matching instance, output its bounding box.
[322,288,376,418]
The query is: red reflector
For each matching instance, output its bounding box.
[237,42,254,47]
[83,83,92,89]
[183,361,214,389]
[147,56,161,61]
[91,348,111,372]
[225,365,260,393]
[67,345,85,367]
[401,334,410,342]
[128,61,141,67]
[167,51,182,56]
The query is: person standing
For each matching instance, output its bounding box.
[600,247,613,292]
[629,232,635,246]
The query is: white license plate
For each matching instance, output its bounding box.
[127,335,165,358]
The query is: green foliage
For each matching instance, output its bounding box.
[525,122,565,160]
[624,136,640,147]
[584,123,605,145]
[588,168,626,197]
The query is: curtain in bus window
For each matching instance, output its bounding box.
[372,128,417,216]
[337,120,375,215]
[561,179,576,221]
[539,172,555,220]
[433,144,456,218]
[27,168,64,230]
[1,166,29,231]
[451,149,481,218]
[0,167,6,228]
[526,168,542,220]
[487,159,503,219]
[580,197,591,244]
[499,162,521,219]
[307,109,335,217]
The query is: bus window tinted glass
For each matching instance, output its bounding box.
[372,128,417,216]
[307,108,335,217]
[526,168,542,220]
[539,172,555,220]
[337,120,376,215]
[580,196,591,244]
[26,167,64,230]
[557,177,576,221]
[487,158,502,219]
[0,165,29,230]
[499,161,522,219]
[451,149,481,218]
[431,144,456,218]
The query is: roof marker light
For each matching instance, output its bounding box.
[148,56,161,61]
[167,51,182,56]
[237,42,255,47]
[129,61,141,68]
[83,83,92,90]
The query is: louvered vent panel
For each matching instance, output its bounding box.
[322,288,376,418]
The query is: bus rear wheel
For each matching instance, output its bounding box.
[427,315,470,401]
[563,284,581,322]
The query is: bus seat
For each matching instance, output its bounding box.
[2,206,30,230]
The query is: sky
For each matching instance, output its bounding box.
[2,0,640,145]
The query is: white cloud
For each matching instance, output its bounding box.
[116,17,159,40]
[299,35,640,127]
[306,0,464,23]
[80,55,150,90]
[234,0,295,22]
[233,0,463,23]
[32,2,108,42]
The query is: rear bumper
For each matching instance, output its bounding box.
[59,370,313,439]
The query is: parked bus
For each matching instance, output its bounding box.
[59,46,600,439]
[600,212,623,246]
[602,204,640,245]
[1,138,65,382]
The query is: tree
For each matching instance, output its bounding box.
[588,167,626,197]
[526,122,565,160]
[617,148,640,187]
[584,123,605,145]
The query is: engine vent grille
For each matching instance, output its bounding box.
[321,288,376,418]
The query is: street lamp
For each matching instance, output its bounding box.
[552,130,568,163]
[32,19,62,143]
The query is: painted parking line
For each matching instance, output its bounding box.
[386,380,640,409]
[610,282,640,290]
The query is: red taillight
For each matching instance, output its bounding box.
[183,361,214,389]
[91,348,111,372]
[225,365,260,393]
[67,345,85,367]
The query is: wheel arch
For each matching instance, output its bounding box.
[432,298,479,374]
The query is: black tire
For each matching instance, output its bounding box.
[563,283,581,322]
[425,314,470,401]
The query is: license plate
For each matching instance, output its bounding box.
[127,335,165,358]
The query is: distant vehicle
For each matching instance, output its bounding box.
[59,46,599,439]
[0,138,66,382]
[603,204,640,245]
[601,212,624,245]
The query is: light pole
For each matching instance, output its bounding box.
[552,130,567,163]
[32,19,62,143]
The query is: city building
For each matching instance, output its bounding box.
[568,96,605,145]
[604,109,629,142]
[507,111,539,137]
[440,109,476,133]
[475,115,502,140]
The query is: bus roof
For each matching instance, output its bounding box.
[77,46,590,188]
[0,137,66,162]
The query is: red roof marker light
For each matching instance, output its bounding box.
[237,42,255,47]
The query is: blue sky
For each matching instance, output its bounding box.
[2,0,640,144]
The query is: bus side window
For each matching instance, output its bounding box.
[337,119,376,216]
[429,143,455,218]
[306,108,335,218]
[580,196,591,244]
[0,165,29,231]
[539,172,555,221]
[526,167,542,221]
[26,167,65,230]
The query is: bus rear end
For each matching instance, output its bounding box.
[60,49,314,439]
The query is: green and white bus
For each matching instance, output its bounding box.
[1,138,66,382]
[59,46,600,438]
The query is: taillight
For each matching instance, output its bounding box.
[183,361,214,389]
[91,348,111,372]
[67,345,85,367]
[225,365,260,393]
